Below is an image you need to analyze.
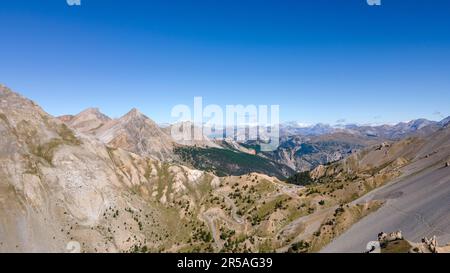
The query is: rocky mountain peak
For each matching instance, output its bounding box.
[439,116,450,128]
[80,107,101,115]
[77,107,110,122]
[117,108,161,130]
[122,108,144,119]
[0,83,9,93]
[59,107,111,134]
[0,85,50,128]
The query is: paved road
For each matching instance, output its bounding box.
[321,165,450,253]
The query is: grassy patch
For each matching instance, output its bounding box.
[57,123,81,145]
[381,239,412,253]
[0,113,9,124]
[254,195,289,220]
[32,139,64,165]
[30,125,81,165]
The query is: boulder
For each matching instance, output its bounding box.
[377,232,388,243]
[376,142,391,150]
[418,236,439,253]
[378,231,403,245]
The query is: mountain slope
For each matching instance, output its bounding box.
[270,118,449,172]
[174,146,295,179]
[62,111,293,178]
[261,133,374,172]
[0,86,189,252]
[320,127,450,252]
[273,125,450,253]
[0,85,312,253]
[58,108,111,134]
[2,85,448,253]
[62,110,221,162]
[88,108,175,161]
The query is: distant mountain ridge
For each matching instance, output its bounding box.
[57,107,449,175]
[58,107,291,178]
[59,107,449,142]
[281,117,449,140]
[58,108,220,162]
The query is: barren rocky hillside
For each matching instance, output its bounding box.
[321,126,450,252]
[0,86,321,252]
[1,85,448,253]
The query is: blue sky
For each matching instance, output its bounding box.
[1,0,450,124]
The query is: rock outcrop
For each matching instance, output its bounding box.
[373,231,450,253]
[378,231,403,246]
[310,164,326,180]
[410,236,450,253]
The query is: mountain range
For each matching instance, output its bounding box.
[1,84,449,253]
[280,118,448,139]
[56,104,450,178]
